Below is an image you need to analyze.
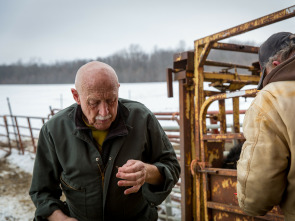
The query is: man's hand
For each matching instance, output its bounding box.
[48,209,78,221]
[116,159,163,195]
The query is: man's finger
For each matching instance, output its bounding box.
[118,176,145,187]
[119,161,145,173]
[117,180,137,187]
[116,170,144,181]
[124,185,141,195]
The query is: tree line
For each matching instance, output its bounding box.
[0,40,259,84]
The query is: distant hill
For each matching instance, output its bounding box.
[0,41,258,84]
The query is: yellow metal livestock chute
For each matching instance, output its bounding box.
[166,5,295,221]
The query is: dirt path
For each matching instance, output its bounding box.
[0,158,35,221]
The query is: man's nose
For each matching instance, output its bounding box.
[98,102,109,116]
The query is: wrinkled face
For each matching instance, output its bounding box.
[72,61,120,130]
[78,86,119,130]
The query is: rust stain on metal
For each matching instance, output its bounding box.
[212,181,221,195]
[185,93,191,120]
[222,178,236,189]
[214,212,229,220]
[207,148,220,165]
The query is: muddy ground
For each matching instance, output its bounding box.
[0,158,35,220]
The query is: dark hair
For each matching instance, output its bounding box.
[266,41,295,70]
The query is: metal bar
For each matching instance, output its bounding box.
[3,116,11,155]
[14,134,36,139]
[14,116,24,154]
[5,124,42,131]
[199,42,212,67]
[207,123,242,130]
[7,98,19,150]
[211,42,259,54]
[167,135,180,139]
[167,68,174,97]
[179,79,194,221]
[204,60,253,70]
[195,5,295,46]
[153,112,179,116]
[156,117,179,121]
[203,133,245,141]
[207,201,284,220]
[174,70,194,81]
[4,114,46,120]
[203,72,260,82]
[27,117,36,153]
[154,110,247,115]
[194,42,205,221]
[207,110,246,115]
[198,168,237,177]
[232,97,240,134]
[219,100,226,134]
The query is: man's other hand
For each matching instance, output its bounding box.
[116,159,163,195]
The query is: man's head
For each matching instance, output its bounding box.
[71,61,120,130]
[257,32,295,89]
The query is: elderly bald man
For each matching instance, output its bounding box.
[29,61,180,221]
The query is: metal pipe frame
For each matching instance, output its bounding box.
[191,6,295,221]
[167,5,295,221]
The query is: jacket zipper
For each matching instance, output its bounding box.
[97,161,109,190]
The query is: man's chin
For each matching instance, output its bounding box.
[93,122,111,131]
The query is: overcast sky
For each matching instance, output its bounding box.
[1,0,294,65]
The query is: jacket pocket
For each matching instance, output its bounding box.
[60,174,87,219]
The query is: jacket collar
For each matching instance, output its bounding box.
[263,55,295,88]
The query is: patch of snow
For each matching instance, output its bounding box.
[0,195,34,221]
[1,148,35,174]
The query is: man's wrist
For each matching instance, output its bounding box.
[144,163,164,185]
[48,209,68,221]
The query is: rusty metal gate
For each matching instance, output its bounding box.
[167,5,295,221]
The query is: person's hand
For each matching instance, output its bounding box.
[48,209,78,221]
[116,159,147,195]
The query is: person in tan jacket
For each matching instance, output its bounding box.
[237,32,295,220]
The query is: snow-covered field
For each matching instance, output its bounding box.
[0,82,180,117]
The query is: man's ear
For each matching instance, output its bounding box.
[272,60,280,67]
[71,88,81,105]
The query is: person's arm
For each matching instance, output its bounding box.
[237,92,289,216]
[144,162,164,185]
[29,125,68,220]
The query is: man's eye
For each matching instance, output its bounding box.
[107,100,115,105]
[89,102,97,107]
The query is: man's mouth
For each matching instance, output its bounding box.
[95,115,112,121]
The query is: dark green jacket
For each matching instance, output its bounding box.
[29,99,180,221]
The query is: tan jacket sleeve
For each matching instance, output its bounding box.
[237,90,290,216]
